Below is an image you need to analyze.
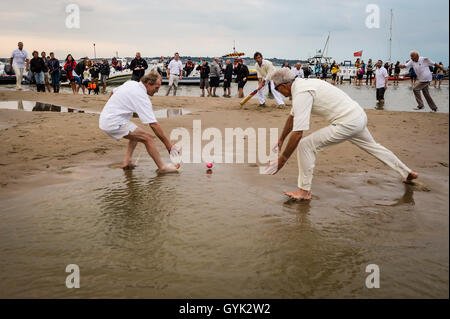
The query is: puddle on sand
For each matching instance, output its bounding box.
[134,108,192,119]
[0,100,97,114]
[0,161,447,299]
[0,100,192,119]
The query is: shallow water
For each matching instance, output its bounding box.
[1,81,448,113]
[0,100,191,119]
[0,159,447,298]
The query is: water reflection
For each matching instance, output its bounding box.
[0,100,93,113]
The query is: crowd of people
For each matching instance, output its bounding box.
[9,42,448,111]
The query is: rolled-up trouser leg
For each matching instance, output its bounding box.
[349,127,411,179]
[270,80,285,105]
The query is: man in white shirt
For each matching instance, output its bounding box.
[254,52,285,108]
[166,52,183,96]
[99,71,179,173]
[291,62,304,79]
[399,50,445,111]
[9,41,29,90]
[372,60,389,106]
[265,68,418,200]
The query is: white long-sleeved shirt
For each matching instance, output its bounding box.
[290,78,365,125]
[255,59,276,80]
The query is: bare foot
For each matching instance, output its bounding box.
[157,164,180,174]
[122,162,137,170]
[283,188,312,200]
[404,171,419,184]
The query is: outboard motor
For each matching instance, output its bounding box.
[4,64,15,75]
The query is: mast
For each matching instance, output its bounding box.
[389,9,393,62]
[322,32,330,58]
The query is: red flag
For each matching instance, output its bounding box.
[353,50,363,57]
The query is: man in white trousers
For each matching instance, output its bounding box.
[254,52,285,108]
[10,41,29,90]
[267,68,418,200]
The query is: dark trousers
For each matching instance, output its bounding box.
[366,71,373,85]
[413,81,437,111]
[51,71,60,92]
[376,87,385,101]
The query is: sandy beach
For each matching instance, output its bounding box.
[0,89,448,194]
[0,88,448,298]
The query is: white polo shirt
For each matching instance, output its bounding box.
[405,57,435,82]
[290,78,364,127]
[291,67,304,78]
[168,59,183,76]
[374,67,388,89]
[99,80,157,131]
[11,49,29,68]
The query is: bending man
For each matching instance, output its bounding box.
[99,71,179,173]
[267,68,418,200]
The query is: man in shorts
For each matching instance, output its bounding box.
[209,57,221,97]
[197,60,211,97]
[166,52,183,96]
[99,71,179,173]
[99,58,110,93]
[223,59,233,97]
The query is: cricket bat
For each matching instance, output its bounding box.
[240,88,260,106]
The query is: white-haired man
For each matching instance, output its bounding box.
[399,50,445,112]
[254,52,285,108]
[100,71,179,173]
[267,68,418,200]
[10,42,29,90]
[291,62,304,79]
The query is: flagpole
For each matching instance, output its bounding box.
[389,9,393,62]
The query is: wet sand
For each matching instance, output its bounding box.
[0,89,448,298]
[0,89,448,194]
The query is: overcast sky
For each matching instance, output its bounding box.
[1,0,448,64]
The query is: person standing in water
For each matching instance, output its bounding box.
[234,59,249,98]
[223,59,233,97]
[166,52,183,96]
[99,71,180,173]
[373,60,389,106]
[365,58,374,86]
[265,68,418,200]
[398,50,445,112]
